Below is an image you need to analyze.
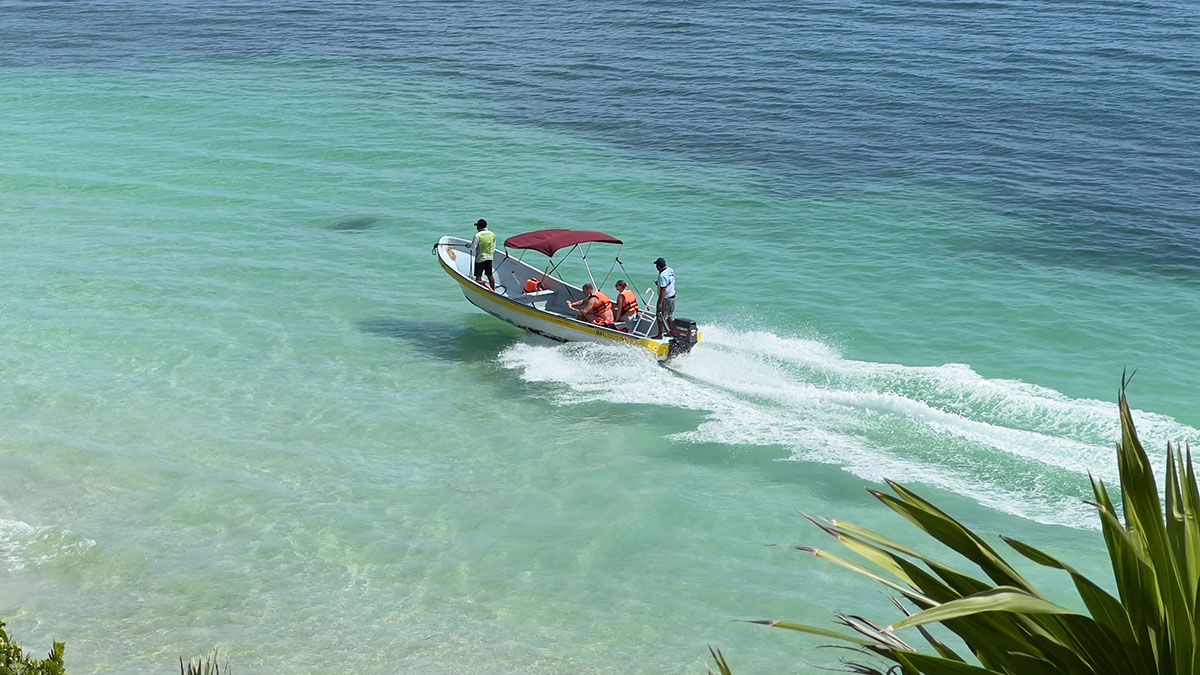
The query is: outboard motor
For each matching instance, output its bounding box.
[667,317,700,358]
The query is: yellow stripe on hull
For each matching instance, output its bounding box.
[438,255,672,360]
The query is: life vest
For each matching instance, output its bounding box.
[474,229,496,258]
[587,291,615,326]
[617,289,639,315]
[524,278,544,293]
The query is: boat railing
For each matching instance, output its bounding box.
[622,313,657,338]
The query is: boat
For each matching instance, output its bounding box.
[433,228,700,360]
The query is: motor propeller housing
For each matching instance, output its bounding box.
[667,317,699,358]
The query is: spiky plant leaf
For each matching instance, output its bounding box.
[715,385,1200,675]
[1001,535,1143,655]
[887,588,1078,632]
[893,598,967,664]
[885,649,1006,675]
[706,645,732,675]
[747,619,874,646]
[871,483,1035,593]
[792,545,932,606]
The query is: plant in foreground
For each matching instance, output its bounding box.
[726,386,1199,674]
[180,649,227,675]
[0,621,66,675]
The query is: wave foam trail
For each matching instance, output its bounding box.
[0,518,95,572]
[498,327,1200,530]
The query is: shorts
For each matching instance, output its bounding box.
[473,259,493,277]
[657,296,675,327]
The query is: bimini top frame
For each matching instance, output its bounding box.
[504,228,628,292]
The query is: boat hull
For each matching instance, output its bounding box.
[435,236,676,360]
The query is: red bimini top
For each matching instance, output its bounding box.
[503,229,623,257]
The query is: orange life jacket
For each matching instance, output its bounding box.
[588,291,615,325]
[617,289,639,315]
[524,278,544,293]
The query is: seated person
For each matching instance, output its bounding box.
[613,280,639,323]
[567,283,615,326]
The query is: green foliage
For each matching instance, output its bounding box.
[0,621,225,675]
[732,384,1200,674]
[706,645,732,675]
[180,650,228,675]
[0,621,66,675]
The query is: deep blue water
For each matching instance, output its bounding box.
[6,0,1198,278]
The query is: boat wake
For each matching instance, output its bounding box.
[498,326,1199,530]
[0,517,95,573]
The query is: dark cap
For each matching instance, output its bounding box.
[474,219,488,229]
[654,257,667,267]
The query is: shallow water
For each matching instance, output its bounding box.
[2,1,1198,672]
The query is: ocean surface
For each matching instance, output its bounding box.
[2,1,1199,672]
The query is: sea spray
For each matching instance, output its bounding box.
[499,326,1198,530]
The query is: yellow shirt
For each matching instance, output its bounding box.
[472,229,496,261]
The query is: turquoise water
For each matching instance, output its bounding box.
[2,1,1200,672]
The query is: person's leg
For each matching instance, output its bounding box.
[653,311,668,339]
[473,260,484,284]
[653,297,675,338]
[484,261,496,289]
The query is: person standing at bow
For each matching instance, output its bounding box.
[568,283,615,326]
[652,257,675,339]
[468,218,496,289]
[613,280,639,323]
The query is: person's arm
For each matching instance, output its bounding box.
[573,297,596,315]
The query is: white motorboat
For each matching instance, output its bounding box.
[433,228,700,360]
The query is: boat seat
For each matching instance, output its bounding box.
[515,288,555,310]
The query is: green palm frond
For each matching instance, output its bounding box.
[716,384,1200,674]
[180,649,228,675]
[706,645,732,675]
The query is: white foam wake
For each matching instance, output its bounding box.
[0,518,95,572]
[498,327,1199,530]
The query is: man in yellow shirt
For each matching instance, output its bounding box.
[469,219,497,289]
